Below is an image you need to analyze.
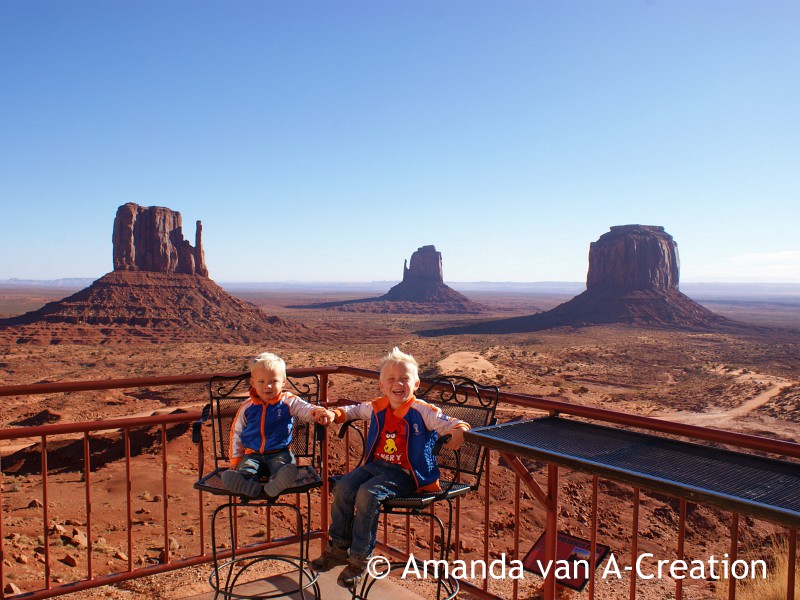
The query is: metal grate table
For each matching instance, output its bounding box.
[466,416,800,528]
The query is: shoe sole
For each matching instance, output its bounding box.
[263,463,298,498]
[220,470,261,498]
[310,555,348,572]
[337,564,365,589]
[336,575,362,589]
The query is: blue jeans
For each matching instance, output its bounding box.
[329,460,416,562]
[236,449,294,480]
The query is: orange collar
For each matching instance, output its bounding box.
[373,395,416,418]
[249,388,285,405]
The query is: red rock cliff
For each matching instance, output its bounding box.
[402,245,444,283]
[112,203,208,277]
[587,225,679,291]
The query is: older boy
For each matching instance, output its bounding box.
[221,351,335,499]
[311,347,469,588]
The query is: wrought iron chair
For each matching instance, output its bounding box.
[332,375,499,600]
[193,373,324,600]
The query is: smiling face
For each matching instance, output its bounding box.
[379,361,420,408]
[250,364,286,402]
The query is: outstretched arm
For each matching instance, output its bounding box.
[443,424,467,450]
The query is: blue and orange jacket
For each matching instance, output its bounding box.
[228,389,323,468]
[332,396,469,492]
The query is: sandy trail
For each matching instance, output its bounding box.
[437,351,498,378]
[657,370,795,434]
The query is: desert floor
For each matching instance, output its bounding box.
[0,286,798,599]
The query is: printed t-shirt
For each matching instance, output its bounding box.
[373,407,412,471]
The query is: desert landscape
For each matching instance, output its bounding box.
[1,279,799,599]
[0,210,798,600]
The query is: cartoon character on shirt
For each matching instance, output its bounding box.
[384,432,398,454]
[377,425,406,464]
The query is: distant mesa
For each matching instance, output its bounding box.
[381,245,481,308]
[424,225,734,335]
[292,245,484,314]
[113,203,208,276]
[0,203,314,344]
[587,225,679,292]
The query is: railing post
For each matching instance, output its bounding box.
[124,428,133,571]
[513,474,521,600]
[319,372,330,553]
[161,425,170,564]
[41,435,50,590]
[483,450,491,593]
[788,528,797,600]
[676,499,687,600]
[83,432,93,581]
[544,464,559,600]
[198,438,206,556]
[630,487,640,600]
[1,453,5,598]
[728,513,739,600]
[589,475,598,600]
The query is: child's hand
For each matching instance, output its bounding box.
[444,426,466,450]
[314,409,336,426]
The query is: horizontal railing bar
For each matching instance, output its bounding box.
[0,366,340,398]
[0,410,203,441]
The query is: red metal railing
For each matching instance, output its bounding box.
[1,367,798,600]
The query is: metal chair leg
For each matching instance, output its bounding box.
[208,498,320,600]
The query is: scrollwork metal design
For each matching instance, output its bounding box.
[417,375,498,408]
[209,374,320,404]
[210,375,250,400]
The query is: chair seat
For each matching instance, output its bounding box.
[329,474,473,509]
[195,465,322,498]
[384,482,474,509]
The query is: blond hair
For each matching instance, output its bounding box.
[249,352,286,378]
[379,347,419,380]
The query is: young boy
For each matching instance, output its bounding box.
[221,351,335,499]
[311,347,469,588]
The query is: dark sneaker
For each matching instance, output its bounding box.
[337,559,366,589]
[263,463,298,498]
[220,470,261,498]
[310,545,349,571]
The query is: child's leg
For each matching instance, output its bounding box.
[221,455,268,498]
[327,465,376,549]
[348,461,415,564]
[263,450,298,498]
[311,465,376,572]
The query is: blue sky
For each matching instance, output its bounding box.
[1,1,798,284]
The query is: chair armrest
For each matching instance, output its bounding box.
[433,434,463,500]
[335,420,367,469]
[337,420,354,439]
[192,403,212,444]
[432,434,451,456]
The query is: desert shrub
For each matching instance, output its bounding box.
[717,535,799,600]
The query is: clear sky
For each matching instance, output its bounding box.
[1,1,798,284]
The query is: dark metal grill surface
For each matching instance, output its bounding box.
[467,417,800,527]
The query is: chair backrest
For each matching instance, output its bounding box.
[207,372,321,471]
[416,375,499,489]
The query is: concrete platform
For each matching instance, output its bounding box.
[179,557,428,600]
